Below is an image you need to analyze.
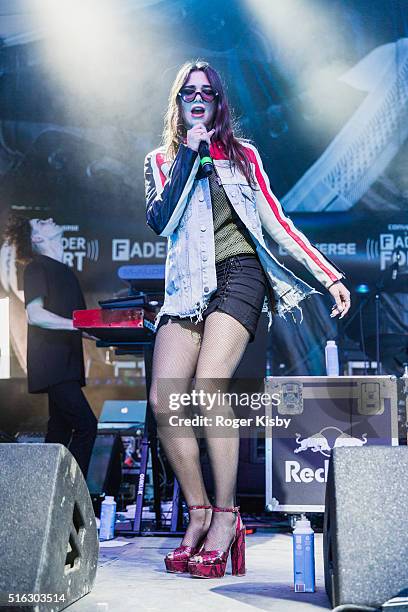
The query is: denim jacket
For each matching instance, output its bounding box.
[144,141,346,332]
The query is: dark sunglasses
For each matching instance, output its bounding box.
[178,86,219,103]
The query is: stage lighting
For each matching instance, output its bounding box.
[30,0,126,97]
[243,0,355,128]
[355,283,370,294]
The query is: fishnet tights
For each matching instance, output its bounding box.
[149,310,250,551]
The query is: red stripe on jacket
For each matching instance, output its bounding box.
[242,144,338,283]
[155,152,167,187]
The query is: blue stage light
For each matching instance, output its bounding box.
[356,283,370,294]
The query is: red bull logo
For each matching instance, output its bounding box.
[286,428,368,483]
[294,427,367,458]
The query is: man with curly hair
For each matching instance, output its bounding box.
[5,214,97,478]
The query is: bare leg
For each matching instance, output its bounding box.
[194,311,251,551]
[149,318,211,546]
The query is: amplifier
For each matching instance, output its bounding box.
[264,375,398,512]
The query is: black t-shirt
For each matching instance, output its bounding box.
[24,254,87,393]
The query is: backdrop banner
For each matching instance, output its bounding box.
[0,0,407,375]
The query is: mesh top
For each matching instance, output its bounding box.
[209,170,256,263]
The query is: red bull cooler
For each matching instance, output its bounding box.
[265,375,398,512]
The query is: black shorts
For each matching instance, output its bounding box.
[156,254,267,343]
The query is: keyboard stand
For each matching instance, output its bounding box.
[96,338,182,536]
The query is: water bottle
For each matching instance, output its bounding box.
[402,363,408,395]
[293,514,315,593]
[99,495,116,541]
[325,340,339,376]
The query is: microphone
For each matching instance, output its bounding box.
[198,140,213,177]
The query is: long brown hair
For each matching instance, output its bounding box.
[162,60,256,188]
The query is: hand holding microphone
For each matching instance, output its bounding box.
[187,123,215,176]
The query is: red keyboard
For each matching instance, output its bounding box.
[73,307,156,343]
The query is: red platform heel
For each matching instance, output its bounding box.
[164,505,212,573]
[187,506,246,579]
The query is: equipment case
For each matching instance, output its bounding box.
[264,376,398,512]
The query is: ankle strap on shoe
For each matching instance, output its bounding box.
[212,505,240,513]
[188,505,212,511]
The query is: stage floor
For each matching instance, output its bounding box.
[70,532,331,611]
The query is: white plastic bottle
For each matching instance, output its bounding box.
[325,340,339,376]
[402,363,408,394]
[99,495,116,541]
[293,514,315,592]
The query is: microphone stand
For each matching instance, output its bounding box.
[375,291,381,374]
[282,256,401,376]
[371,253,401,375]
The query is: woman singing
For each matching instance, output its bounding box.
[144,60,350,579]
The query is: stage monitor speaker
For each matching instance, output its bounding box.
[0,444,98,611]
[324,446,408,609]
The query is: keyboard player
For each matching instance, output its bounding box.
[5,214,97,478]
